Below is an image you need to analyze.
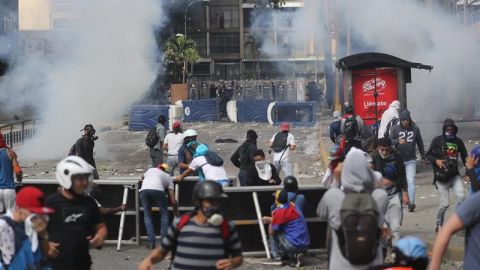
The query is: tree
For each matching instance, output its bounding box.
[163,35,200,83]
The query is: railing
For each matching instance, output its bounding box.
[0,119,37,148]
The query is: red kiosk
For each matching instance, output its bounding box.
[336,53,433,126]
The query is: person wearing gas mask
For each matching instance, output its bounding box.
[177,129,198,175]
[70,124,99,179]
[246,149,281,186]
[231,130,258,186]
[45,156,107,270]
[138,181,243,270]
[426,119,467,233]
[0,186,54,269]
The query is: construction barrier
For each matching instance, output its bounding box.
[183,98,221,122]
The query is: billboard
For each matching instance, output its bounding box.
[352,68,398,126]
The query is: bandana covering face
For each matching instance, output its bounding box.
[255,160,272,181]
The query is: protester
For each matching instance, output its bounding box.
[329,111,342,143]
[370,137,408,245]
[390,110,426,212]
[0,186,54,269]
[70,124,100,179]
[246,149,281,186]
[378,100,401,139]
[46,156,107,270]
[231,129,258,186]
[340,102,364,154]
[148,115,167,168]
[262,189,309,267]
[138,181,243,270]
[373,236,428,270]
[0,133,22,213]
[321,145,345,188]
[430,190,480,270]
[466,146,480,192]
[317,147,388,269]
[269,123,296,177]
[163,121,184,175]
[140,163,179,249]
[426,119,467,233]
[281,176,306,213]
[189,83,198,100]
[176,143,230,187]
[177,129,198,175]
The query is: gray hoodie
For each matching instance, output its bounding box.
[317,148,388,270]
[389,122,426,162]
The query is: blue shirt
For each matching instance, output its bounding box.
[329,120,341,143]
[456,191,480,270]
[0,149,14,189]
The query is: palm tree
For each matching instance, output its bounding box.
[164,35,200,83]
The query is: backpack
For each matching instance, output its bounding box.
[271,132,289,153]
[343,115,359,141]
[145,128,160,148]
[430,137,459,183]
[384,118,399,138]
[336,192,381,265]
[204,151,224,166]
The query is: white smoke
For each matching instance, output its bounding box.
[3,0,163,159]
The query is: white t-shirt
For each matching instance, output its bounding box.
[270,133,296,162]
[189,156,228,181]
[164,132,184,156]
[140,168,174,192]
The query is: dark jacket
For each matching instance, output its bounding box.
[370,149,407,196]
[329,120,341,143]
[230,140,258,171]
[74,136,96,168]
[390,122,426,162]
[246,163,281,186]
[426,119,467,182]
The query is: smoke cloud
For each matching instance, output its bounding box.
[1,0,163,159]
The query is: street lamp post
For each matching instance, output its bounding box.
[182,0,210,83]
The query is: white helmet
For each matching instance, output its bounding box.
[56,156,94,189]
[183,129,198,137]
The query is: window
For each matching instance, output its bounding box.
[211,8,239,29]
[210,32,240,54]
[189,33,207,57]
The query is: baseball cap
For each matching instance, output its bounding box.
[280,122,290,132]
[16,186,54,215]
[173,121,181,129]
[158,163,170,172]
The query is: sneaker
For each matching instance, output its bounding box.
[261,257,283,266]
[408,203,416,212]
[296,253,305,267]
[147,242,156,250]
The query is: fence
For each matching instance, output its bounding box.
[0,119,37,148]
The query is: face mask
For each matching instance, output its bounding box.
[255,161,272,181]
[445,132,455,139]
[201,206,224,226]
[379,152,391,159]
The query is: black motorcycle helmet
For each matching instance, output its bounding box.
[344,102,354,114]
[283,176,299,193]
[193,181,228,204]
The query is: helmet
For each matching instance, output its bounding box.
[184,129,198,138]
[344,102,354,114]
[283,176,298,193]
[56,156,94,189]
[158,163,169,172]
[193,181,228,202]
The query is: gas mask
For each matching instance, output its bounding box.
[201,206,224,226]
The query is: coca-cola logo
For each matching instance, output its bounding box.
[362,78,387,92]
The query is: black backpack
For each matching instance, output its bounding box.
[271,132,289,153]
[145,127,160,148]
[204,151,224,166]
[336,192,381,265]
[384,117,399,138]
[343,115,359,141]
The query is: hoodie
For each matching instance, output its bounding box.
[317,148,388,270]
[378,100,400,139]
[426,119,468,182]
[390,120,426,162]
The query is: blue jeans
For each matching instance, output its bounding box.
[140,189,169,245]
[404,160,417,203]
[269,233,306,260]
[238,170,248,186]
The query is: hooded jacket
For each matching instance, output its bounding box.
[390,121,426,162]
[370,149,407,197]
[426,119,468,182]
[246,162,281,186]
[230,138,258,171]
[378,101,400,139]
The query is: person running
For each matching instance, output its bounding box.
[0,133,22,214]
[140,163,179,249]
[378,100,401,139]
[370,137,408,245]
[231,130,258,186]
[390,110,426,212]
[70,124,100,179]
[246,149,281,186]
[138,181,243,270]
[163,121,184,175]
[426,119,467,233]
[149,115,167,168]
[269,123,296,177]
[177,129,198,175]
[329,111,342,143]
[0,186,55,269]
[340,102,364,154]
[45,156,107,270]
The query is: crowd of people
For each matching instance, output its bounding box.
[0,98,479,269]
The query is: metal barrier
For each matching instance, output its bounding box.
[0,119,37,147]
[18,178,328,255]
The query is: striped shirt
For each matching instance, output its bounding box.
[161,216,242,270]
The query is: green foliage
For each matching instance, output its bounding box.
[163,35,200,83]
